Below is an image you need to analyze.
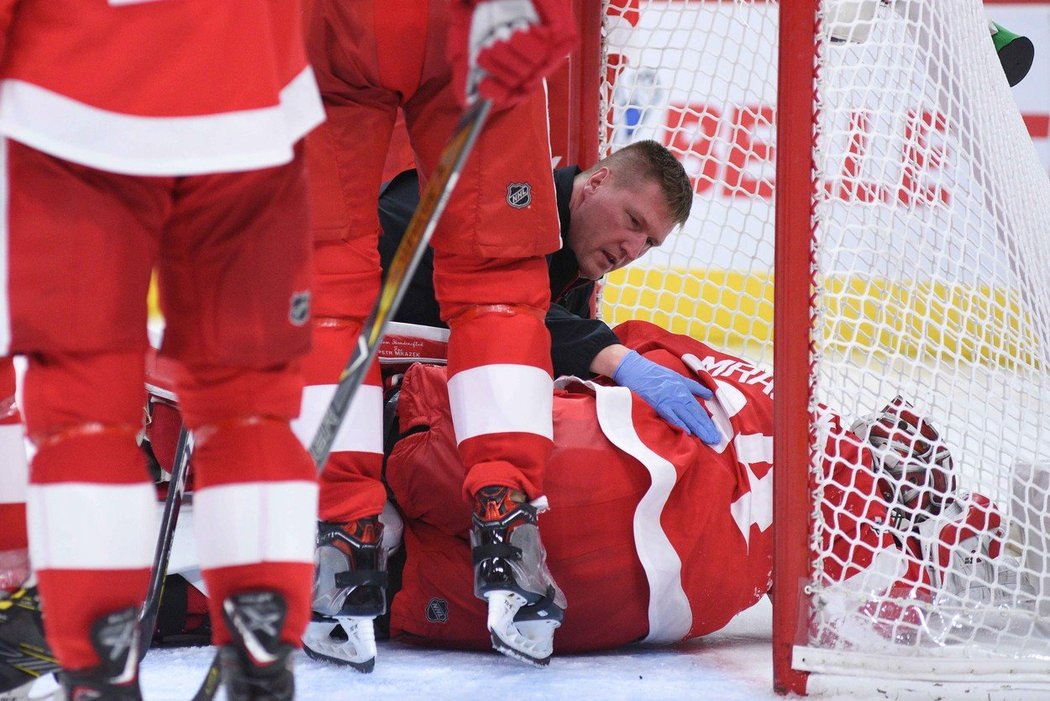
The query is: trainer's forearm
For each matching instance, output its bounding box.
[590,343,631,378]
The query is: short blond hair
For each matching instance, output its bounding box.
[586,140,692,227]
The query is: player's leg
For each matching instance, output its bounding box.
[298,0,424,671]
[0,358,45,695]
[407,53,564,661]
[5,139,164,698]
[0,357,29,597]
[295,96,405,676]
[159,149,316,700]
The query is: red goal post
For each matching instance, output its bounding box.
[555,0,1050,697]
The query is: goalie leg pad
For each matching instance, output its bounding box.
[851,396,957,533]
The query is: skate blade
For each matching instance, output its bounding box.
[485,591,557,667]
[0,678,34,701]
[301,617,376,673]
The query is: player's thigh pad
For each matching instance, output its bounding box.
[156,146,312,368]
[407,83,561,259]
[304,100,398,246]
[3,140,162,355]
[310,239,382,321]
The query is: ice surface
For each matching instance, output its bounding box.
[23,597,782,701]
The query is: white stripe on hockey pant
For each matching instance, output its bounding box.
[447,364,553,444]
[589,382,692,644]
[0,424,27,503]
[26,482,157,569]
[0,67,323,177]
[293,383,384,455]
[0,138,9,357]
[193,481,317,569]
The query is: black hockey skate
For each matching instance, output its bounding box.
[219,591,295,701]
[471,486,566,667]
[0,586,58,695]
[57,605,142,701]
[302,516,387,673]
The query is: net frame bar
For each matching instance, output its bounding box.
[772,0,819,695]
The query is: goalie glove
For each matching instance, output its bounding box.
[850,396,957,532]
[448,0,578,108]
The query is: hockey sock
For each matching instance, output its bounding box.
[189,417,316,648]
[23,351,153,671]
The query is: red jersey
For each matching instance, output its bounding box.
[0,0,323,175]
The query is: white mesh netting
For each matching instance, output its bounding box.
[598,0,1050,686]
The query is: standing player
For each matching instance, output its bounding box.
[298,0,578,670]
[0,2,323,699]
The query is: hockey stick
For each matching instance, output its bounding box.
[137,424,192,659]
[189,97,492,701]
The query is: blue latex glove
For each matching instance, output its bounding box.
[612,350,720,444]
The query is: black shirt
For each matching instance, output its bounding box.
[377,166,620,378]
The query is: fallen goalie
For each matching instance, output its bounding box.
[374,320,1035,658]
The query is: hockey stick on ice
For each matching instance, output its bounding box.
[189,97,492,701]
[137,424,192,659]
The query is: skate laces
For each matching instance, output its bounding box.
[473,486,531,525]
[344,516,382,545]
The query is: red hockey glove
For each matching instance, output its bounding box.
[448,0,578,109]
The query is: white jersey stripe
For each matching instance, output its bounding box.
[0,67,324,177]
[589,382,693,644]
[26,482,157,570]
[193,481,317,569]
[293,383,384,455]
[447,364,553,443]
[0,423,27,504]
[733,433,773,465]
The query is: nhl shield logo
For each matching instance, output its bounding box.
[506,182,532,209]
[426,598,449,623]
[289,291,311,327]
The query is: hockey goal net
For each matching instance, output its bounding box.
[562,0,1050,696]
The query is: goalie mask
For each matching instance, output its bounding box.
[851,396,957,532]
